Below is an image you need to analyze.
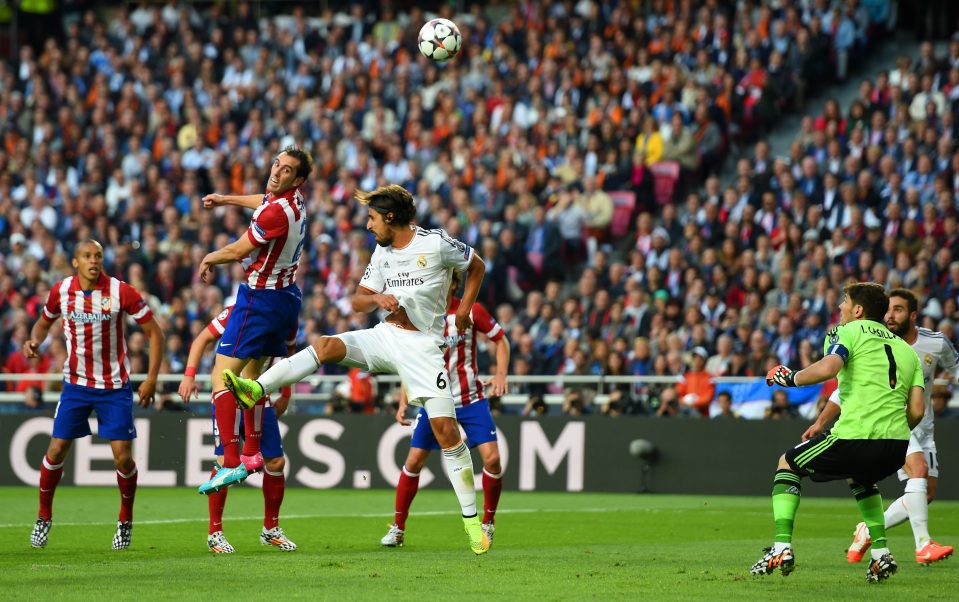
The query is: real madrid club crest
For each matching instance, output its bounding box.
[417,255,427,268]
[925,353,933,366]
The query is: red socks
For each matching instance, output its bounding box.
[117,463,138,523]
[208,467,229,534]
[262,469,285,530]
[213,390,241,467]
[482,468,503,524]
[242,399,266,457]
[38,455,64,520]
[394,467,420,530]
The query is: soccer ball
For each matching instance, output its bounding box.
[418,18,462,63]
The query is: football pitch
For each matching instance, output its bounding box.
[1,487,957,600]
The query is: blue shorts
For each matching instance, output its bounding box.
[213,404,283,459]
[53,382,135,440]
[218,284,301,359]
[410,399,498,450]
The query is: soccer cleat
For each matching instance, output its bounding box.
[208,531,235,554]
[866,553,898,583]
[463,515,490,555]
[240,452,264,474]
[31,518,52,549]
[847,521,872,563]
[261,526,297,551]
[197,465,249,495]
[916,541,953,564]
[482,522,495,547]
[750,546,795,576]
[112,520,133,550]
[222,370,264,410]
[380,523,405,547]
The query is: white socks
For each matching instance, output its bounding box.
[772,541,791,554]
[442,441,477,517]
[258,347,321,394]
[883,478,931,550]
[903,478,930,549]
[871,546,891,560]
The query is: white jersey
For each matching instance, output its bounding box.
[829,327,959,435]
[910,327,959,434]
[358,227,474,342]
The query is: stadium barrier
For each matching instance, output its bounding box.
[3,402,959,499]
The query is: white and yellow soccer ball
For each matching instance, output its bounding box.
[417,18,462,63]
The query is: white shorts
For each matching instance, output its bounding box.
[898,429,939,479]
[334,323,453,410]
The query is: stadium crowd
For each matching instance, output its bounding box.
[1,0,954,418]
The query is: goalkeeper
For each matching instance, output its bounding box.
[749,282,925,583]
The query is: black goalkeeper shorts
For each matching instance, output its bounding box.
[783,431,908,486]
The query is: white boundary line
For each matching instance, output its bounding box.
[0,507,621,529]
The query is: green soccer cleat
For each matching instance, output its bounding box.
[222,369,264,410]
[464,515,490,555]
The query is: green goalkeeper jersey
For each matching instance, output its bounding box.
[824,319,923,440]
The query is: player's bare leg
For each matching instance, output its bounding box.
[476,441,503,545]
[199,355,255,494]
[32,438,72,548]
[224,337,344,407]
[260,456,296,551]
[382,447,430,547]
[428,408,488,555]
[110,440,137,550]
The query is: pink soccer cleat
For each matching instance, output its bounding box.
[240,452,264,474]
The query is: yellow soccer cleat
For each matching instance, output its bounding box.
[464,515,490,555]
[222,369,263,410]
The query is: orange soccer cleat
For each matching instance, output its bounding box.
[916,541,953,564]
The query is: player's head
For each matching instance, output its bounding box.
[72,239,104,282]
[885,287,919,338]
[357,185,417,247]
[267,146,313,194]
[839,282,889,324]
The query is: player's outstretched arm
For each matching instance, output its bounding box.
[138,317,165,408]
[198,235,258,283]
[202,193,263,210]
[792,355,843,387]
[907,385,925,429]
[23,315,56,359]
[455,255,486,331]
[178,328,217,402]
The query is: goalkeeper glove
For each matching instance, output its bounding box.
[766,365,797,387]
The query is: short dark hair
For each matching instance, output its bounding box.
[844,282,889,322]
[888,287,919,315]
[280,146,314,181]
[74,239,104,257]
[355,184,417,226]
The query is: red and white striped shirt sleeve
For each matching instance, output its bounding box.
[41,283,62,321]
[247,202,289,247]
[119,283,153,324]
[471,302,504,341]
[206,306,233,338]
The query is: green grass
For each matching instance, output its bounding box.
[1,487,957,600]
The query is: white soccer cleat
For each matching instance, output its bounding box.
[380,523,405,547]
[112,520,133,550]
[208,530,235,554]
[260,526,297,551]
[482,522,495,547]
[31,518,52,549]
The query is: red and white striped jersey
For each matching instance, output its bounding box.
[443,298,504,407]
[42,273,153,389]
[245,187,307,289]
[207,305,297,347]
